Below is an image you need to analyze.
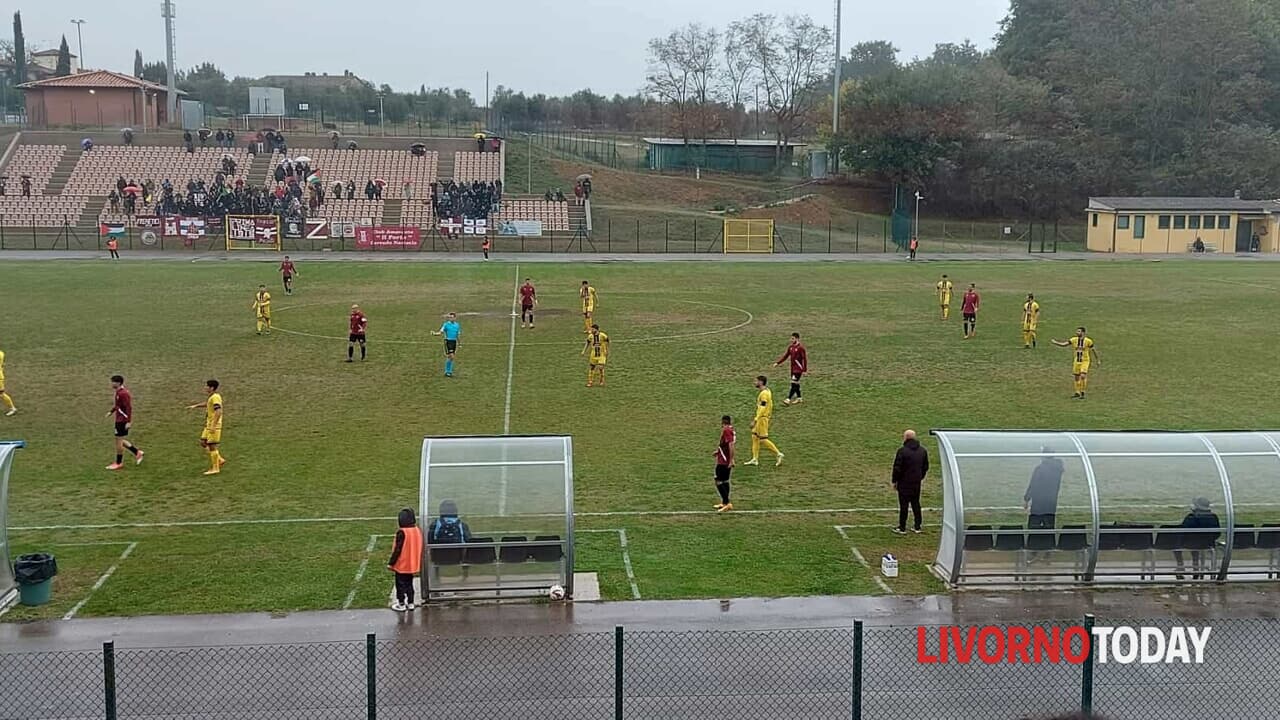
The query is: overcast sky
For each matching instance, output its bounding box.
[24,0,1009,98]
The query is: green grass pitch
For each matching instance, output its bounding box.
[3,258,1280,620]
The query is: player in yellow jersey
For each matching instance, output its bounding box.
[1052,327,1100,399]
[0,349,15,416]
[187,379,227,475]
[1021,293,1040,349]
[743,375,784,467]
[582,324,609,387]
[580,280,598,333]
[252,285,272,335]
[936,274,953,320]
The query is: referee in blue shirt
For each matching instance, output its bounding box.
[432,312,462,377]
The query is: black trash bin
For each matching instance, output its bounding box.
[14,553,57,606]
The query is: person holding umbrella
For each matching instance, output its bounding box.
[330,131,341,149]
[373,178,386,199]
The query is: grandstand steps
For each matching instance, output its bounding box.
[437,153,455,182]
[383,199,403,226]
[249,152,275,188]
[43,148,83,195]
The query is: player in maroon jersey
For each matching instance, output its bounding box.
[774,333,808,406]
[713,415,736,512]
[347,305,368,362]
[519,278,537,329]
[962,284,981,339]
[279,256,298,295]
[105,374,144,470]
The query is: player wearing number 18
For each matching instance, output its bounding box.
[1052,327,1100,399]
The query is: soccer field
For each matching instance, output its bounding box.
[3,257,1280,620]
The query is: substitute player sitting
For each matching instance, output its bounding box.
[520,278,537,329]
[774,332,808,405]
[252,285,272,335]
[347,305,368,362]
[580,280,598,334]
[582,324,609,387]
[1052,327,1100,399]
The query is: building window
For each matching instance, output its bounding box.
[1189,215,1201,230]
[1219,215,1231,229]
[1134,215,1145,239]
[1174,215,1186,229]
[1158,215,1171,229]
[1092,213,1098,227]
[1117,215,1130,230]
[1203,215,1216,230]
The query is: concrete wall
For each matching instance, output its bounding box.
[24,87,160,130]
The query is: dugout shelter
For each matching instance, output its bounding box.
[0,441,24,612]
[419,435,574,601]
[932,430,1280,587]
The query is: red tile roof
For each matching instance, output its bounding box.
[17,69,183,94]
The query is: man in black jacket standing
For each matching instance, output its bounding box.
[892,429,929,535]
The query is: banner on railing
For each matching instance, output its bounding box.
[227,216,280,244]
[463,218,489,235]
[498,220,543,237]
[284,220,304,239]
[355,226,421,249]
[134,215,161,229]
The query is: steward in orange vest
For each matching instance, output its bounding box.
[387,508,423,611]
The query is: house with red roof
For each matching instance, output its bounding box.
[17,70,185,129]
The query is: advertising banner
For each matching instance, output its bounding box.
[354,226,421,249]
[498,220,543,237]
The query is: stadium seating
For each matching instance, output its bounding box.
[453,152,501,182]
[401,199,435,228]
[63,147,253,196]
[285,149,438,197]
[0,196,89,227]
[493,199,571,231]
[314,199,385,225]
[2,144,65,195]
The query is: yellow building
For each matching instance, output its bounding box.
[1086,197,1280,254]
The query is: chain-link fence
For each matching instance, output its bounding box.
[3,617,1275,720]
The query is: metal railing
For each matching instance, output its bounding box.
[2,615,1275,719]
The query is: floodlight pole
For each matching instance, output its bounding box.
[378,93,385,136]
[830,0,840,175]
[161,0,177,127]
[70,20,86,69]
[914,191,923,241]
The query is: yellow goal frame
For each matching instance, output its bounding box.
[723,218,774,254]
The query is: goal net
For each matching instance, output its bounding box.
[723,218,775,254]
[225,215,282,251]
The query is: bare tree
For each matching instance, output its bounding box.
[737,13,833,167]
[646,23,721,152]
[721,22,757,144]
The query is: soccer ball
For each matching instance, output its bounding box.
[548,584,566,601]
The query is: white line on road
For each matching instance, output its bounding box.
[834,526,893,594]
[63,542,138,620]
[343,534,381,610]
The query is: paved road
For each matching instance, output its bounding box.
[4,589,1280,719]
[3,249,1280,263]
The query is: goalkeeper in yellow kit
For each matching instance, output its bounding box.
[252,285,272,335]
[743,375,784,467]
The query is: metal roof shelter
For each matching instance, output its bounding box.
[0,442,24,612]
[931,431,1280,587]
[1087,197,1280,213]
[419,435,574,601]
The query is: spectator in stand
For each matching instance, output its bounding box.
[582,178,592,200]
[574,181,584,206]
[117,176,127,194]
[345,179,356,199]
[365,180,377,200]
[183,130,194,153]
[273,165,286,183]
[0,177,6,196]
[332,181,344,200]
[255,130,265,153]
[477,135,486,152]
[276,132,288,154]
[123,192,136,215]
[330,131,340,149]
[215,129,225,147]
[544,188,553,201]
[108,189,120,213]
[555,187,566,203]
[494,178,503,200]
[81,137,93,151]
[198,127,212,147]
[143,179,156,202]
[273,184,286,201]
[224,129,235,149]
[20,176,31,197]
[403,179,412,200]
[490,137,501,153]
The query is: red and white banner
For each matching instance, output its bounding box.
[355,226,421,249]
[134,215,162,229]
[227,216,279,244]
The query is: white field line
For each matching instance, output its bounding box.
[1202,277,1278,291]
[16,501,1256,531]
[580,528,641,600]
[833,527,893,594]
[270,298,752,347]
[343,534,381,610]
[499,264,520,517]
[62,542,138,620]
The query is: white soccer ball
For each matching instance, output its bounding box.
[548,584,566,601]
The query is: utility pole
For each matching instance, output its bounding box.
[161,0,177,127]
[70,19,86,69]
[830,0,840,174]
[378,93,385,136]
[484,71,490,130]
[914,191,924,241]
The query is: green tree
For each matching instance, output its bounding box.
[12,12,25,84]
[840,40,899,81]
[140,61,167,84]
[54,35,71,77]
[134,50,143,78]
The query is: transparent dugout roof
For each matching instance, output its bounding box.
[0,442,23,611]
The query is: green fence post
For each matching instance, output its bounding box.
[614,626,624,720]
[800,219,804,253]
[852,620,863,720]
[366,633,377,720]
[103,641,117,720]
[1081,614,1095,715]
